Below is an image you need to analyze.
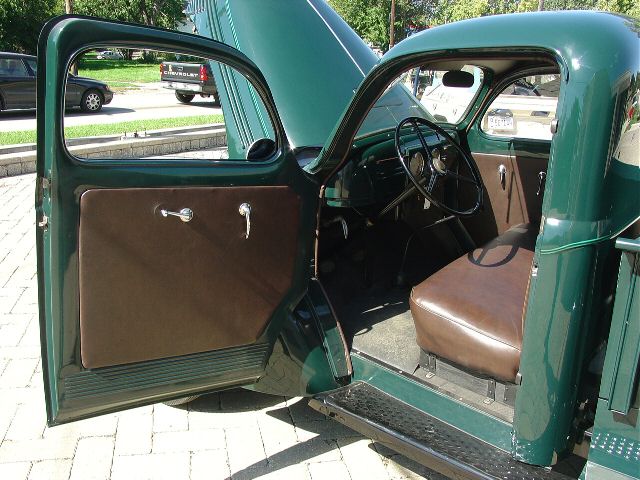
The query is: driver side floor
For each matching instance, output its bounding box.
[340,288,420,374]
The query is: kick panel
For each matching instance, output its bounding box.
[79,186,301,369]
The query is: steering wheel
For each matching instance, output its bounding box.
[394,117,483,217]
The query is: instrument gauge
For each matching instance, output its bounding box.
[409,151,425,176]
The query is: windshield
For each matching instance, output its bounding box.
[411,65,484,124]
[355,65,484,140]
[356,82,435,140]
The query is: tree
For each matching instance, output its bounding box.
[73,0,185,29]
[330,0,638,51]
[0,0,62,54]
[329,0,432,50]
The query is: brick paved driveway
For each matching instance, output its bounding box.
[0,174,443,480]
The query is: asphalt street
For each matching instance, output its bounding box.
[0,84,222,132]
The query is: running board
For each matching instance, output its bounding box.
[309,382,570,480]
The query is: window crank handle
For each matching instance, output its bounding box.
[160,207,193,222]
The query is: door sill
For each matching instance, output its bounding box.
[309,381,571,480]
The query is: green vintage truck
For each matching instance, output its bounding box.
[35,2,639,479]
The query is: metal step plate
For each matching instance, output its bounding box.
[310,381,571,480]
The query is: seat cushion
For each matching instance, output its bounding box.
[410,224,537,382]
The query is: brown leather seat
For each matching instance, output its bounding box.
[410,224,537,382]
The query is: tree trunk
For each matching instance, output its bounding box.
[389,0,396,49]
[65,0,78,75]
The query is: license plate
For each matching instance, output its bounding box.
[488,115,514,130]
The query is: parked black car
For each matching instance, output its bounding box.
[0,52,113,113]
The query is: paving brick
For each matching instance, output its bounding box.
[43,414,118,441]
[0,358,39,388]
[0,436,76,463]
[308,461,352,480]
[256,412,298,459]
[190,450,230,480]
[0,321,28,346]
[28,459,72,480]
[153,404,188,433]
[225,426,267,472]
[70,437,115,480]
[0,344,41,361]
[153,428,225,453]
[300,437,343,465]
[114,407,152,455]
[0,386,43,408]
[232,463,312,480]
[338,438,389,480]
[0,461,31,480]
[111,452,190,480]
[189,408,259,430]
[4,401,46,441]
[294,418,361,442]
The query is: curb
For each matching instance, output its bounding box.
[0,124,227,178]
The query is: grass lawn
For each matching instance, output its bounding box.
[78,59,160,87]
[1,115,224,146]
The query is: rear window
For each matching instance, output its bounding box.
[0,58,29,77]
[481,74,560,140]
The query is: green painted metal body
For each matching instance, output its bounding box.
[582,237,640,479]
[37,2,640,477]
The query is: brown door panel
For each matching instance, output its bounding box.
[462,153,547,246]
[511,154,547,226]
[79,186,301,369]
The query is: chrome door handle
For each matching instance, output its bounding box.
[498,164,507,190]
[239,202,251,239]
[160,207,193,222]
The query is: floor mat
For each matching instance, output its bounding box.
[342,288,420,374]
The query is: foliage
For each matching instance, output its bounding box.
[329,0,639,51]
[73,0,185,29]
[0,0,62,54]
[328,0,427,50]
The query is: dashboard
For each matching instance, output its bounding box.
[324,126,459,210]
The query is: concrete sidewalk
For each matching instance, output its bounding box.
[0,174,442,480]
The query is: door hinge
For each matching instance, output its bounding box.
[38,215,49,230]
[37,176,50,201]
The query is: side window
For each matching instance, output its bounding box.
[64,47,276,162]
[0,58,29,77]
[481,74,560,140]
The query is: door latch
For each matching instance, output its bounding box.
[537,171,547,196]
[239,203,251,239]
[498,164,507,190]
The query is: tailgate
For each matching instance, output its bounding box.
[160,62,202,83]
